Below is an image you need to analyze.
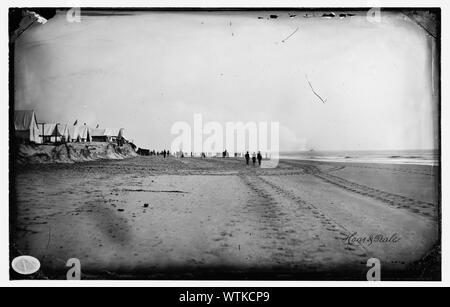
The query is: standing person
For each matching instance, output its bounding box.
[167,150,170,157]
[252,152,256,166]
[245,151,250,165]
[257,151,262,166]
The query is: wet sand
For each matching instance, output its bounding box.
[11,157,440,280]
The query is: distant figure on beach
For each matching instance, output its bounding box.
[167,150,170,157]
[252,152,257,166]
[245,151,250,165]
[163,150,167,158]
[257,151,262,166]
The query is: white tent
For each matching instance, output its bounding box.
[118,128,125,139]
[14,110,41,143]
[104,128,121,137]
[42,123,58,136]
[57,124,70,142]
[66,125,91,142]
[90,128,107,142]
[78,125,91,142]
[40,123,62,143]
[104,128,123,142]
[67,125,80,142]
[90,128,106,136]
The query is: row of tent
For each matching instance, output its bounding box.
[14,110,126,144]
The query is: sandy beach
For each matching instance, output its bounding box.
[11,157,440,280]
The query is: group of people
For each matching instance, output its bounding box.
[222,150,229,158]
[148,150,170,158]
[166,149,263,165]
[245,151,263,166]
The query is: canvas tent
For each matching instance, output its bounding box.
[90,128,107,142]
[39,123,62,143]
[104,128,122,142]
[14,110,41,143]
[67,125,91,142]
[90,128,124,142]
[78,125,91,142]
[67,125,80,142]
[57,124,70,142]
[118,128,126,140]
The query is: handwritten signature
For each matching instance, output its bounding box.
[343,232,401,246]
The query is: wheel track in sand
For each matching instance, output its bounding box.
[255,176,369,257]
[239,175,296,264]
[282,161,437,220]
[239,174,369,265]
[329,163,437,177]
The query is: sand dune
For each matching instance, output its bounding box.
[15,142,137,164]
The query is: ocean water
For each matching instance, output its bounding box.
[279,149,439,166]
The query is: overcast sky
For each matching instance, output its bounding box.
[14,10,438,151]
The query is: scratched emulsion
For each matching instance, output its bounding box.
[14,10,438,152]
[11,9,440,280]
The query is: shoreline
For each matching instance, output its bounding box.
[280,157,439,167]
[282,157,440,167]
